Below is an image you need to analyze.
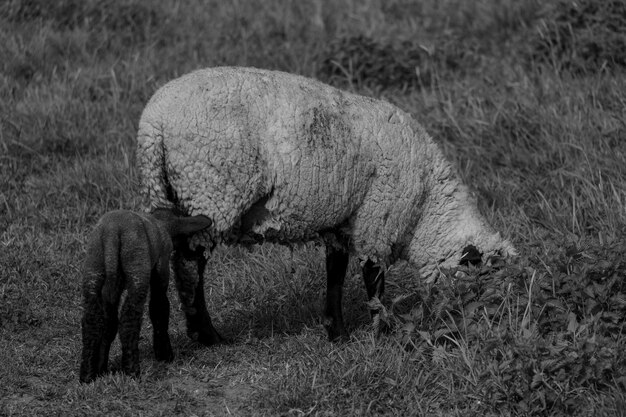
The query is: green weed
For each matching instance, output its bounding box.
[383,238,626,414]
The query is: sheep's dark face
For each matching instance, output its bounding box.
[458,244,511,268]
[415,234,517,281]
[459,244,483,266]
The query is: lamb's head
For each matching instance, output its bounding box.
[406,184,517,281]
[151,207,213,250]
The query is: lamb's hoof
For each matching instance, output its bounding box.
[79,358,102,383]
[122,363,140,379]
[79,371,96,384]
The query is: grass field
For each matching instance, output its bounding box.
[1,0,625,415]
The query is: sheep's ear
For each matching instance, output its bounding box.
[170,215,212,237]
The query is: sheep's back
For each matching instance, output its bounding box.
[139,67,387,242]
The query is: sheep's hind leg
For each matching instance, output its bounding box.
[174,247,223,346]
[324,244,350,342]
[362,260,388,334]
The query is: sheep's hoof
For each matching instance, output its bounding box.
[154,338,174,362]
[376,321,392,336]
[188,328,224,346]
[328,332,350,343]
[325,324,350,343]
[371,309,392,336]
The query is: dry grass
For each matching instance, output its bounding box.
[1,0,625,415]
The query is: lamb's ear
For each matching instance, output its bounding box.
[170,215,212,237]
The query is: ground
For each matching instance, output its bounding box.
[1,0,625,416]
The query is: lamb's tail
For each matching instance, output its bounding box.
[80,225,121,382]
[136,115,176,211]
[100,230,122,303]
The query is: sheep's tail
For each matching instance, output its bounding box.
[136,115,176,211]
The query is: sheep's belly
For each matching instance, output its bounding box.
[234,194,354,243]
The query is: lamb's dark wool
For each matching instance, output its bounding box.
[80,209,211,383]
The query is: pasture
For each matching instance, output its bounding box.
[1,0,625,415]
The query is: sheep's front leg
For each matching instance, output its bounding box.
[362,260,386,333]
[324,244,350,342]
[150,260,174,362]
[173,247,223,346]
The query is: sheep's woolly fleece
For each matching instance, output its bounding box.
[137,67,515,275]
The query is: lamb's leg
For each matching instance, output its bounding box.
[119,272,150,378]
[362,260,386,333]
[97,299,119,376]
[324,244,350,342]
[173,247,223,346]
[150,261,174,362]
[80,292,105,383]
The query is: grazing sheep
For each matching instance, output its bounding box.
[136,66,516,343]
[79,208,212,383]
